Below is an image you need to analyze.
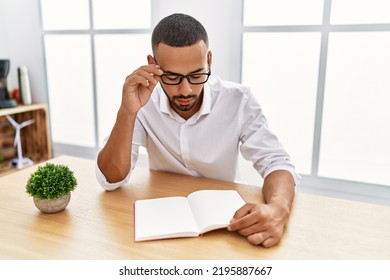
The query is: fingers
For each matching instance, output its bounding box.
[231,203,255,220]
[247,233,279,248]
[125,74,155,89]
[229,212,269,237]
[228,203,266,232]
[261,237,279,248]
[120,65,163,114]
[247,232,268,245]
[124,65,163,90]
[228,203,285,248]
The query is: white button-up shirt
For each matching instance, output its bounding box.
[96,76,300,190]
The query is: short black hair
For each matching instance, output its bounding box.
[151,13,209,51]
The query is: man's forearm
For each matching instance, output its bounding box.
[262,170,295,211]
[97,108,137,183]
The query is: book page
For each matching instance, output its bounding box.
[187,190,246,233]
[135,196,199,241]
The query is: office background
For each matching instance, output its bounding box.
[1,0,389,205]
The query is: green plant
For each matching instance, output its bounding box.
[26,163,77,200]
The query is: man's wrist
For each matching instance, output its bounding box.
[118,105,138,118]
[269,194,291,214]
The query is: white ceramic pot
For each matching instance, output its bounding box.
[33,193,71,214]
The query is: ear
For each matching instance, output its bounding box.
[147,54,156,65]
[207,51,213,67]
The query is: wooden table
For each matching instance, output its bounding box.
[0,155,389,259]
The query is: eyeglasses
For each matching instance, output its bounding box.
[160,71,211,85]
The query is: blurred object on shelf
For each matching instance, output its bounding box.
[18,66,32,105]
[0,59,17,109]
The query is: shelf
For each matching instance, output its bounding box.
[0,104,52,176]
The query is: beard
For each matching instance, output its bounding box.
[161,86,204,112]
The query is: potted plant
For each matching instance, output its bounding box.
[26,163,78,213]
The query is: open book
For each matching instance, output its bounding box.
[134,190,246,241]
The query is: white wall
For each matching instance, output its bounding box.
[0,1,8,56]
[0,0,47,104]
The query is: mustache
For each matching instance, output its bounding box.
[171,95,197,100]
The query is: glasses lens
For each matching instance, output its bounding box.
[188,74,209,84]
[161,74,181,85]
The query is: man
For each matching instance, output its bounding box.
[96,13,300,247]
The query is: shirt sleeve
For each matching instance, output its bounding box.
[239,90,301,185]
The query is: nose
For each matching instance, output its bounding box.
[178,78,193,96]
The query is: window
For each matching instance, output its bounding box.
[44,34,95,147]
[94,34,151,145]
[242,0,390,188]
[242,32,320,175]
[320,31,390,186]
[40,0,151,152]
[244,0,323,26]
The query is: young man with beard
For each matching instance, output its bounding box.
[96,13,300,247]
